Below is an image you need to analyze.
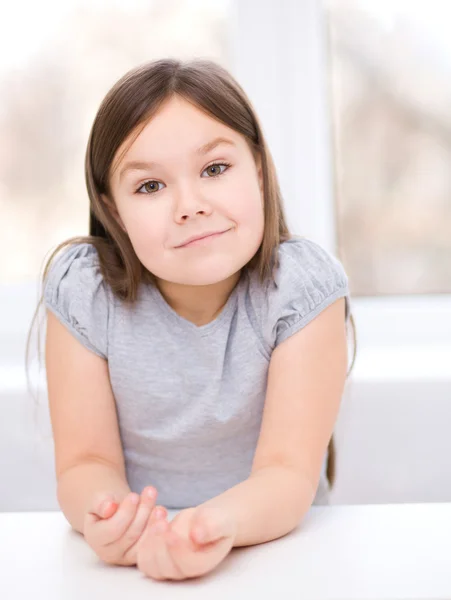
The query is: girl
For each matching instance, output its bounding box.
[28,58,355,581]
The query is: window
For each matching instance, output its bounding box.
[2,0,449,373]
[326,0,451,296]
[0,0,232,285]
[0,0,232,379]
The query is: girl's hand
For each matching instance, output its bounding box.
[136,505,237,580]
[83,486,167,566]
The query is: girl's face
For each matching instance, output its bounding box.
[105,95,265,286]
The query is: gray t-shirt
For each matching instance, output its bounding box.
[44,237,350,509]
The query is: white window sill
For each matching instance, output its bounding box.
[351,344,451,382]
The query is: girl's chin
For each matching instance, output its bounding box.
[146,255,247,287]
[169,273,237,287]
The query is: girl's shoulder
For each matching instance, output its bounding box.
[276,235,348,287]
[248,236,350,349]
[43,242,109,358]
[43,242,105,313]
[45,241,101,282]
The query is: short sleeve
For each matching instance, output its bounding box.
[43,242,109,359]
[265,237,351,349]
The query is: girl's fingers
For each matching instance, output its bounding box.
[88,492,117,520]
[100,500,119,520]
[150,505,168,524]
[167,523,228,577]
[121,487,158,554]
[84,493,118,534]
[151,521,186,581]
[191,507,235,545]
[137,520,164,579]
[142,503,168,536]
[137,506,167,550]
[95,492,140,545]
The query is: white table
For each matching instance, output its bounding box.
[1,504,450,599]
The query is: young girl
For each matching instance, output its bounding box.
[30,58,354,581]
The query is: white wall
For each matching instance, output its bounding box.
[331,378,451,505]
[2,357,451,511]
[0,382,58,511]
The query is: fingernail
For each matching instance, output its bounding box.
[146,488,156,500]
[130,493,139,505]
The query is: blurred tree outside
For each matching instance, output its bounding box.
[327,0,451,295]
[0,0,230,283]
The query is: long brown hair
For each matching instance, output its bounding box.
[26,58,356,488]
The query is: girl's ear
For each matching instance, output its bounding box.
[100,194,127,232]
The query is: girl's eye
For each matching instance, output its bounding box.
[135,162,231,194]
[136,180,165,194]
[201,162,231,178]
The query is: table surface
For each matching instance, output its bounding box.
[1,503,450,600]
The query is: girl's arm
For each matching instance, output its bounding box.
[45,311,130,533]
[199,298,348,547]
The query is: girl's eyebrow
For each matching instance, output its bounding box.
[118,136,236,182]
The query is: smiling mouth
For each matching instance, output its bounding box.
[177,229,231,248]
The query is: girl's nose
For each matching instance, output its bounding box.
[173,187,213,222]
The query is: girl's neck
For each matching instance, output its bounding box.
[155,271,242,326]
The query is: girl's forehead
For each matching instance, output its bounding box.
[111,108,245,176]
[137,103,236,143]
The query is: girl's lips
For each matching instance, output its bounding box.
[178,229,230,248]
